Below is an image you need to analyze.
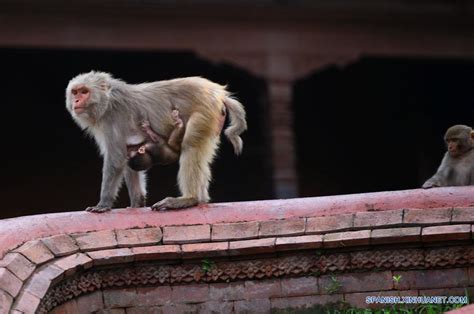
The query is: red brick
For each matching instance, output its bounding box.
[96,309,126,314]
[396,269,468,290]
[116,228,162,247]
[419,288,467,296]
[199,301,233,313]
[162,304,198,314]
[41,234,79,256]
[209,282,246,301]
[229,238,275,255]
[0,252,35,281]
[126,307,162,314]
[422,224,471,242]
[58,300,79,313]
[0,289,13,313]
[126,307,161,314]
[259,218,305,237]
[14,240,54,265]
[181,242,228,259]
[171,284,209,303]
[280,276,319,296]
[163,225,210,244]
[345,290,418,309]
[77,291,104,313]
[275,235,322,251]
[104,288,137,308]
[452,207,474,223]
[88,248,134,266]
[73,230,118,251]
[12,290,41,313]
[235,299,270,314]
[212,222,259,241]
[323,230,370,248]
[306,214,353,234]
[53,253,93,276]
[271,295,343,312]
[244,279,281,299]
[50,303,66,314]
[469,267,474,285]
[136,286,172,305]
[320,271,393,294]
[371,227,421,245]
[24,265,64,298]
[0,267,22,297]
[404,208,452,225]
[354,209,403,228]
[132,245,181,261]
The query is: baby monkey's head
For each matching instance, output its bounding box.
[127,145,153,171]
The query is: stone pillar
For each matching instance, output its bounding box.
[266,79,299,198]
[265,54,299,198]
[262,53,359,199]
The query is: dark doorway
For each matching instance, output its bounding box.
[294,57,474,197]
[0,48,271,219]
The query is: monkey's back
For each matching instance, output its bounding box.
[138,77,229,138]
[142,77,228,110]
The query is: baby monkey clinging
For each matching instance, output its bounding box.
[127,109,185,171]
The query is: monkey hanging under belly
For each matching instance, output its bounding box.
[127,109,185,171]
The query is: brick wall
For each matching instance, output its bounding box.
[1,187,474,313]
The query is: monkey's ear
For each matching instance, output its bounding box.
[99,82,111,92]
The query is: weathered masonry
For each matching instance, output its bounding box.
[1,187,474,313]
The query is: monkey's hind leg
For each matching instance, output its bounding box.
[151,196,199,211]
[151,113,219,210]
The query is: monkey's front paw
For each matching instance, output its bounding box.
[85,205,112,213]
[422,183,439,189]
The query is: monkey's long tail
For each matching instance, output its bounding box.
[223,97,247,155]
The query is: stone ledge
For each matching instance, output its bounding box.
[2,187,474,312]
[2,186,474,259]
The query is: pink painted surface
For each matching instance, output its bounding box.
[1,187,474,259]
[447,304,474,314]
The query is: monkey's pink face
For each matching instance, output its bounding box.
[446,138,465,157]
[70,85,91,114]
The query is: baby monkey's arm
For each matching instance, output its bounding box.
[141,120,165,143]
[167,109,185,152]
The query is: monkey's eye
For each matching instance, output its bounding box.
[71,90,77,95]
[81,89,89,94]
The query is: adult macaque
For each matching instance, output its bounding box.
[422,124,474,188]
[127,109,185,171]
[66,71,246,212]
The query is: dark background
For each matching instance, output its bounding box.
[1,48,473,218]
